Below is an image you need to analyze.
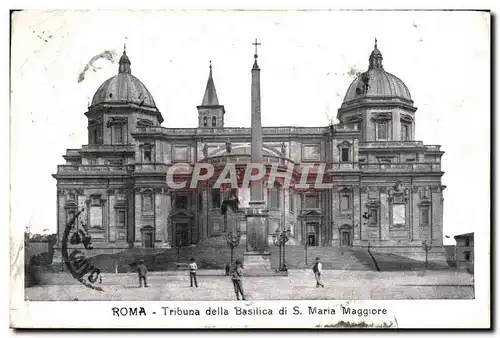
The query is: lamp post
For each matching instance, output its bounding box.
[422,240,432,269]
[272,230,282,271]
[304,237,308,267]
[281,229,291,270]
[223,230,241,265]
[176,233,182,266]
[273,228,291,271]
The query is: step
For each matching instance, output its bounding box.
[89,245,374,272]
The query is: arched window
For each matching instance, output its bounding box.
[203,116,208,127]
[143,143,152,162]
[268,187,280,209]
[401,123,411,141]
[337,141,351,163]
[114,125,124,144]
[212,116,217,127]
[341,148,349,162]
[377,122,388,140]
[92,128,99,145]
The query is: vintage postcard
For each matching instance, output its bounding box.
[9,9,490,329]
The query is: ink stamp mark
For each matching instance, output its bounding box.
[62,208,104,292]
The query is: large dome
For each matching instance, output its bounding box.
[342,41,413,106]
[91,51,157,109]
[343,68,412,103]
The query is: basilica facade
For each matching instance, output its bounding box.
[53,41,446,261]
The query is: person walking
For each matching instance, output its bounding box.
[189,258,198,288]
[231,260,245,300]
[137,260,149,288]
[312,257,324,288]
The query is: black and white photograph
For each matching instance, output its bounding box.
[8,8,490,329]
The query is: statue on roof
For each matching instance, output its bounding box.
[202,143,208,157]
[281,142,287,156]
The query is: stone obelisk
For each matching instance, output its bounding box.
[244,39,271,274]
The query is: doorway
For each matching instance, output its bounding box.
[340,228,352,247]
[306,222,319,246]
[175,222,189,247]
[141,228,154,248]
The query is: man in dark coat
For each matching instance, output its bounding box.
[312,257,324,288]
[231,259,245,300]
[137,260,149,287]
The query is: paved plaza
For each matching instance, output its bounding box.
[25,270,474,301]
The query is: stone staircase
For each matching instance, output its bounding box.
[279,246,372,270]
[88,242,374,272]
[352,249,454,271]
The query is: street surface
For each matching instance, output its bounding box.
[25,270,474,301]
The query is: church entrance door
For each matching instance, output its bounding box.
[141,226,154,248]
[306,222,319,246]
[175,222,189,247]
[340,229,352,247]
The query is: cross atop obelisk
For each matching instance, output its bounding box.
[252,38,261,69]
[252,38,261,56]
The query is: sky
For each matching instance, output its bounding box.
[10,10,490,244]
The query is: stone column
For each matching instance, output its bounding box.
[431,186,444,245]
[331,188,340,246]
[411,186,420,242]
[380,189,390,240]
[353,186,361,244]
[134,189,142,247]
[52,189,67,265]
[165,192,172,247]
[359,188,369,242]
[154,188,166,246]
[108,193,117,243]
[244,47,271,274]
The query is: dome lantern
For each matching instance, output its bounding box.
[118,45,131,74]
[369,38,383,70]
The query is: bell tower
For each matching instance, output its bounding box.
[197,61,225,128]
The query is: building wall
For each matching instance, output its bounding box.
[456,236,474,272]
[55,114,445,259]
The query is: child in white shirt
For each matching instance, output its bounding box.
[189,258,198,288]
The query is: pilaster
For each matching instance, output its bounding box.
[154,188,166,245]
[360,187,369,241]
[431,185,445,245]
[411,186,420,241]
[353,186,361,242]
[380,189,390,240]
[108,194,117,242]
[134,190,142,247]
[165,192,172,246]
[331,188,340,245]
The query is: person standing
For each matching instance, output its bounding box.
[137,260,149,288]
[231,260,245,300]
[312,257,324,288]
[189,258,198,288]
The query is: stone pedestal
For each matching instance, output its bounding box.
[244,201,272,274]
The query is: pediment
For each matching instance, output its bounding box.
[169,210,194,219]
[299,209,322,217]
[418,199,432,207]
